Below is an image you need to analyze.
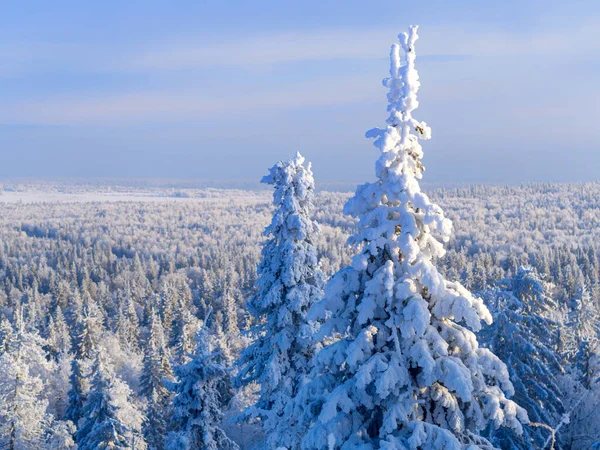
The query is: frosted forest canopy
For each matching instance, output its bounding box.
[1,182,600,448]
[0,26,599,450]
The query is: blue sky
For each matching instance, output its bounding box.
[1,0,599,184]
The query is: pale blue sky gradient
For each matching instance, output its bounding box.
[1,0,599,184]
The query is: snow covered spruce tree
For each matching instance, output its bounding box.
[141,308,174,450]
[298,26,526,450]
[168,313,239,450]
[66,294,104,424]
[236,152,325,449]
[478,267,564,449]
[0,316,13,355]
[565,285,600,379]
[140,308,173,399]
[76,350,145,450]
[0,311,49,449]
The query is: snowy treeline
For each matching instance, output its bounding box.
[0,27,599,450]
[3,183,599,448]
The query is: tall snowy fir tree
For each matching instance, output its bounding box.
[296,26,527,450]
[478,267,565,449]
[237,152,325,450]
[168,317,239,450]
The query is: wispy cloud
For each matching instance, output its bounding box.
[1,74,382,125]
[6,20,598,77]
[113,21,600,72]
[125,29,401,71]
[0,28,444,78]
[2,19,599,126]
[0,42,113,78]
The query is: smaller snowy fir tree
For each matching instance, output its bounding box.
[0,310,49,449]
[66,293,106,425]
[168,311,239,450]
[115,299,141,353]
[140,308,173,399]
[144,388,170,450]
[65,356,87,425]
[236,152,325,449]
[0,315,14,355]
[45,306,72,361]
[296,26,527,450]
[479,267,565,449]
[141,308,174,450]
[76,350,145,450]
[564,285,600,382]
[45,418,77,450]
[171,307,198,366]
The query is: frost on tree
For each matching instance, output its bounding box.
[478,267,564,449]
[300,26,526,450]
[565,284,600,387]
[76,351,144,450]
[168,314,238,450]
[0,312,49,450]
[66,296,104,425]
[236,153,324,449]
[141,308,174,450]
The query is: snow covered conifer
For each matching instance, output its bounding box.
[46,306,72,361]
[65,357,87,425]
[171,307,197,365]
[0,310,50,449]
[74,295,104,360]
[216,288,242,357]
[565,285,600,375]
[46,418,77,450]
[76,350,142,449]
[125,297,141,351]
[0,352,48,449]
[66,296,103,426]
[479,267,564,449]
[141,309,174,450]
[140,308,173,399]
[115,297,141,353]
[213,311,233,366]
[299,26,526,450]
[222,289,240,339]
[144,388,169,450]
[236,152,325,449]
[0,315,14,355]
[169,316,238,450]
